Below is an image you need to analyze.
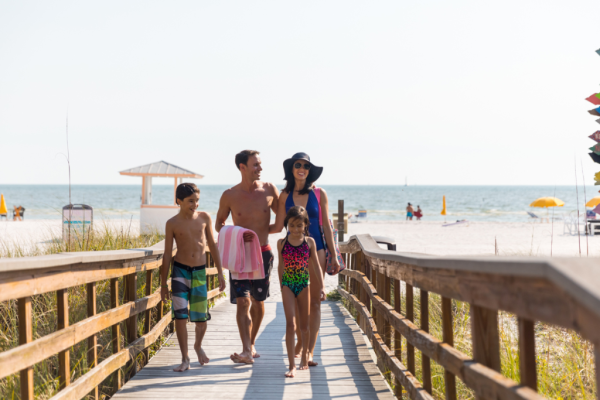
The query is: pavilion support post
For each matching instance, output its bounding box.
[173,177,178,205]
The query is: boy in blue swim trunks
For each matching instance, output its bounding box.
[161,183,226,372]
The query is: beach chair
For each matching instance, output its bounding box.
[527,211,539,220]
[357,210,367,222]
[12,206,25,221]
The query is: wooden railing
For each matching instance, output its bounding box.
[338,233,600,400]
[0,241,223,400]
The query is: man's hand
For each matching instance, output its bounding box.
[242,232,254,242]
[218,274,227,292]
[161,286,170,301]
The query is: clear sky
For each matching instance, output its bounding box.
[1,1,599,186]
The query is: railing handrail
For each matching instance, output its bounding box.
[341,234,600,324]
[0,239,168,273]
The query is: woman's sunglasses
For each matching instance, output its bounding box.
[294,162,312,170]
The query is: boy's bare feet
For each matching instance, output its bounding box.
[230,352,254,364]
[195,344,210,365]
[251,344,260,358]
[173,357,190,372]
[285,367,296,377]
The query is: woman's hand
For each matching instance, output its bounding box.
[320,289,326,302]
[331,259,341,275]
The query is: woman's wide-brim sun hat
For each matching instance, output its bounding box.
[283,152,324,182]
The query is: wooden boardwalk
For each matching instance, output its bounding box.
[113,299,395,400]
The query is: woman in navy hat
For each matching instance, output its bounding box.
[272,152,340,366]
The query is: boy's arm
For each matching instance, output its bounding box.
[215,192,231,234]
[204,214,226,292]
[308,238,325,301]
[161,220,174,301]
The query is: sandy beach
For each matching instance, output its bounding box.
[1,218,597,258]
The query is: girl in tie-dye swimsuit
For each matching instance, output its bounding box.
[277,206,325,378]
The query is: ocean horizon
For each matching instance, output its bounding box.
[0,184,596,223]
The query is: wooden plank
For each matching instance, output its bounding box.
[406,283,415,375]
[421,289,431,394]
[87,282,99,400]
[143,271,152,365]
[0,285,164,379]
[111,277,122,392]
[518,318,537,391]
[57,288,70,390]
[383,273,391,348]
[50,313,172,400]
[125,273,138,380]
[18,297,33,400]
[471,305,500,400]
[442,297,457,400]
[0,258,163,302]
[394,278,403,399]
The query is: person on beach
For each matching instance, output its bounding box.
[161,183,226,372]
[216,150,279,364]
[414,205,423,221]
[271,152,340,367]
[278,206,325,377]
[406,203,414,221]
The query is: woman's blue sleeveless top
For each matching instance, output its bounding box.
[285,190,325,251]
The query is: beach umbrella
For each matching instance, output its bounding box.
[596,48,600,56]
[441,195,447,215]
[593,204,600,214]
[597,118,600,125]
[589,109,600,117]
[590,131,600,142]
[587,94,600,105]
[530,197,564,208]
[0,194,6,215]
[586,196,600,208]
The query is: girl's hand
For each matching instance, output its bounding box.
[320,290,326,302]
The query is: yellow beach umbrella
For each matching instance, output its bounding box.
[586,196,600,207]
[0,194,7,214]
[441,195,447,215]
[529,197,565,208]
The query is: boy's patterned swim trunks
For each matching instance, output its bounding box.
[171,261,210,323]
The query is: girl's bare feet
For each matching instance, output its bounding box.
[299,355,309,370]
[285,366,296,377]
[294,342,302,358]
[195,344,210,365]
[251,344,261,358]
[173,357,190,372]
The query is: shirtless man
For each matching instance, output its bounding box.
[406,202,414,221]
[161,183,226,372]
[215,150,279,364]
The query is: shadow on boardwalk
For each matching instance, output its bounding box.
[112,299,394,400]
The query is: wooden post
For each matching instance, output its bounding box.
[381,272,391,347]
[371,264,378,323]
[143,271,153,365]
[406,284,415,375]
[111,278,122,391]
[394,279,402,399]
[471,304,501,400]
[87,282,98,400]
[338,200,344,242]
[18,297,34,400]
[518,317,537,391]
[57,289,70,390]
[421,289,431,393]
[595,344,600,400]
[442,297,457,400]
[125,273,138,379]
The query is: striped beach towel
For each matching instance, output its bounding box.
[217,226,265,280]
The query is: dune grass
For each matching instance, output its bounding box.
[339,282,597,400]
[0,223,176,399]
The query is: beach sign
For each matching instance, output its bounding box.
[62,204,93,241]
[590,131,600,142]
[587,94,600,105]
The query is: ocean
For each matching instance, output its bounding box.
[0,184,595,222]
